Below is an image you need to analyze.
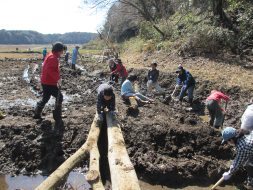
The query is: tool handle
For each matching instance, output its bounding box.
[211,177,224,190]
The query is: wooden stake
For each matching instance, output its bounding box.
[129,96,138,109]
[106,113,141,190]
[35,115,104,190]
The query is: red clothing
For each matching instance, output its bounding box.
[112,63,128,77]
[206,90,229,104]
[41,52,60,86]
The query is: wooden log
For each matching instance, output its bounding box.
[106,113,141,190]
[86,119,105,190]
[36,115,104,190]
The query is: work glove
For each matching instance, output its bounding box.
[222,171,231,180]
[109,110,117,116]
[148,80,153,84]
[97,114,103,122]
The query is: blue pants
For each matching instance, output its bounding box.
[179,85,194,102]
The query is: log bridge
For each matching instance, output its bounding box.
[35,113,141,190]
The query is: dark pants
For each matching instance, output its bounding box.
[71,64,76,70]
[206,99,224,127]
[37,84,63,108]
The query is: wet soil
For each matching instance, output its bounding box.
[0,56,252,189]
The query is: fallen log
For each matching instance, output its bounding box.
[106,113,141,190]
[35,115,104,190]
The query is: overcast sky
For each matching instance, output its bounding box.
[0,0,107,34]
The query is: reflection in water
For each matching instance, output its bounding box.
[0,172,90,190]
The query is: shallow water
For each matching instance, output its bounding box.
[0,172,91,190]
[0,173,237,190]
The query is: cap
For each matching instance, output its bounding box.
[176,64,183,73]
[151,61,157,67]
[221,127,237,144]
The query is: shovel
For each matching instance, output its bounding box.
[211,177,224,190]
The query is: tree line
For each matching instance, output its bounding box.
[0,29,97,44]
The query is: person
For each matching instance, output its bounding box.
[175,65,195,104]
[64,51,70,66]
[42,48,47,61]
[147,61,165,97]
[220,127,253,189]
[34,42,66,123]
[96,83,116,122]
[72,45,82,70]
[111,58,128,85]
[206,90,230,129]
[121,74,154,104]
[108,58,119,83]
[241,99,253,132]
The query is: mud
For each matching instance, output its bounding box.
[0,57,252,189]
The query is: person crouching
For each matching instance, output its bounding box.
[97,83,116,122]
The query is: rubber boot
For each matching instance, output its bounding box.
[53,104,64,134]
[34,104,44,119]
[189,98,193,106]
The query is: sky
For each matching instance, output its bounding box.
[0,0,107,34]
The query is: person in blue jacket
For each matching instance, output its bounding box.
[72,46,81,70]
[42,48,47,61]
[176,65,195,104]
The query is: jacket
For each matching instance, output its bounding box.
[97,83,115,114]
[206,90,230,104]
[121,79,134,95]
[148,69,159,83]
[41,52,60,86]
[229,132,253,174]
[112,63,128,77]
[177,69,195,87]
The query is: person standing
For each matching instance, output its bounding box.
[72,45,81,70]
[96,83,116,122]
[175,65,195,104]
[34,42,65,123]
[220,127,253,189]
[64,51,70,66]
[111,58,128,85]
[108,58,119,83]
[206,90,229,129]
[147,61,165,97]
[42,47,47,61]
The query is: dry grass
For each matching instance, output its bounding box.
[121,51,253,91]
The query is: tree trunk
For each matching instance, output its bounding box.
[106,113,141,190]
[35,115,104,190]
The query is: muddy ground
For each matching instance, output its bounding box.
[0,55,252,189]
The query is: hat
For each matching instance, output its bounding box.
[151,61,157,67]
[176,64,183,73]
[221,127,237,144]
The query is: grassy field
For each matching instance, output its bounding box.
[0,44,103,59]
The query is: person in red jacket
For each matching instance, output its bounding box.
[206,90,230,129]
[111,58,128,85]
[34,42,66,121]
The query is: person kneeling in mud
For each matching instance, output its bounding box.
[146,61,165,98]
[220,127,253,190]
[121,74,154,104]
[34,42,66,124]
[97,83,116,122]
[206,90,229,129]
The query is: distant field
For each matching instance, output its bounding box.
[0,44,102,59]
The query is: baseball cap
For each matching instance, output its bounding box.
[221,127,237,144]
[176,64,183,73]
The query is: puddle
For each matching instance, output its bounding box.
[0,171,91,190]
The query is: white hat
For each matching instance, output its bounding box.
[241,104,253,131]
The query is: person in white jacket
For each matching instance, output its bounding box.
[241,102,253,132]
